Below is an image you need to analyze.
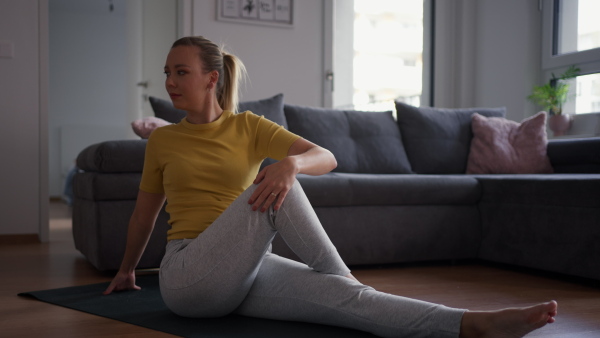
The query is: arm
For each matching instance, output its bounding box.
[249,138,336,212]
[103,190,166,295]
[285,138,338,176]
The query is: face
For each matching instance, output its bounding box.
[164,45,216,111]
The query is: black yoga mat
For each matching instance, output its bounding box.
[19,274,376,338]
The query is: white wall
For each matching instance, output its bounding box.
[0,0,47,237]
[332,0,354,108]
[191,0,326,107]
[48,0,132,197]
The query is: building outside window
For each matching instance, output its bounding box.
[352,0,424,111]
[544,0,600,116]
[331,0,428,112]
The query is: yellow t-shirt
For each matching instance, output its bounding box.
[140,110,301,241]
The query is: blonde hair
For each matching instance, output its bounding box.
[171,36,246,113]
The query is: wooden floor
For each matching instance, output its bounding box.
[1,201,599,337]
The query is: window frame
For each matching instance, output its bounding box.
[541,0,600,79]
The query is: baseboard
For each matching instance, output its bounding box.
[0,234,40,245]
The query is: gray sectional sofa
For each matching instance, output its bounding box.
[72,94,600,282]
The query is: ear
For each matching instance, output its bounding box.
[210,70,219,85]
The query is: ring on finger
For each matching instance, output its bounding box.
[270,192,278,197]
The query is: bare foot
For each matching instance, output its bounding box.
[460,301,558,338]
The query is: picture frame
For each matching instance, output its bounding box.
[217,0,294,28]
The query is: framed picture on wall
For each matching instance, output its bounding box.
[217,0,294,28]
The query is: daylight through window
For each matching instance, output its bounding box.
[353,0,424,111]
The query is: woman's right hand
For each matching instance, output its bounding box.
[102,190,165,296]
[103,270,141,295]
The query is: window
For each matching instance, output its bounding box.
[542,0,600,115]
[353,0,424,110]
[330,0,431,111]
[559,73,600,115]
[554,0,600,55]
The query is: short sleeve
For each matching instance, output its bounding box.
[139,132,165,194]
[254,116,301,161]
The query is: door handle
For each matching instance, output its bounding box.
[137,81,149,88]
[325,71,334,91]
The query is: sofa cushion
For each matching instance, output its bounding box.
[74,172,141,200]
[547,137,600,173]
[467,112,553,174]
[149,93,287,128]
[72,199,169,270]
[274,204,482,266]
[239,94,288,129]
[285,105,412,174]
[477,173,600,280]
[475,173,600,208]
[297,173,481,207]
[395,102,506,174]
[149,96,187,123]
[77,140,147,173]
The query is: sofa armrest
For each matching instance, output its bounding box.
[77,139,147,173]
[547,137,600,173]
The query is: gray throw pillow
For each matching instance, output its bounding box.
[149,96,186,123]
[148,93,287,128]
[395,101,506,174]
[284,104,412,174]
[239,93,287,129]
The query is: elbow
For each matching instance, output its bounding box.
[329,151,338,172]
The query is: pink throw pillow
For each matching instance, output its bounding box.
[466,112,553,174]
[131,117,171,139]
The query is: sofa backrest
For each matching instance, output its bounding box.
[547,137,600,173]
[395,102,506,174]
[284,104,412,174]
[77,139,147,173]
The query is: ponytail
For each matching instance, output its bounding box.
[219,51,246,113]
[171,36,247,113]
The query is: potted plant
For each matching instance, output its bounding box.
[528,65,580,136]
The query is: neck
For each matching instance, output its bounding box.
[185,94,224,124]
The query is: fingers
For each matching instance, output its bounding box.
[273,190,288,211]
[103,283,141,295]
[102,284,115,295]
[102,275,141,295]
[250,188,280,212]
[248,161,295,212]
[261,191,279,212]
[248,182,290,212]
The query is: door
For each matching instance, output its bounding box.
[139,0,178,118]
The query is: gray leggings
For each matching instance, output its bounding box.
[159,180,465,337]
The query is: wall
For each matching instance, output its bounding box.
[48,0,132,196]
[191,0,325,107]
[0,0,46,237]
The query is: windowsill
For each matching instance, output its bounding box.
[550,133,600,139]
[547,111,600,139]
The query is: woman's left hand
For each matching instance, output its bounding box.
[248,139,337,212]
[248,157,299,212]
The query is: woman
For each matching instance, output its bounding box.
[104,36,557,337]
